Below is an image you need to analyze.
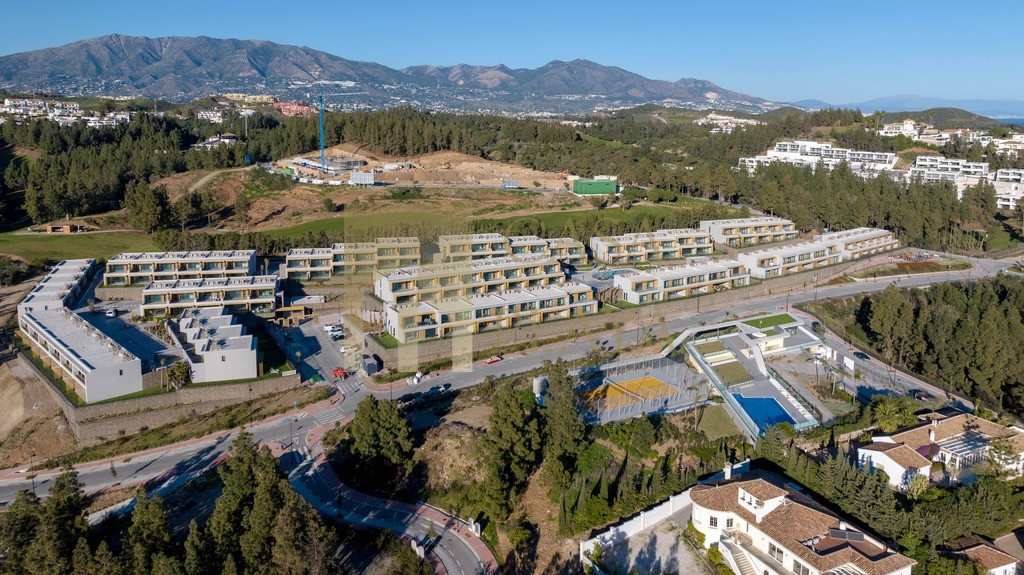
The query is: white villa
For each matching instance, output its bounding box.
[690,474,916,575]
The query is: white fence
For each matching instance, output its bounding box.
[579,489,693,572]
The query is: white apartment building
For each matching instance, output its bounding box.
[912,156,989,178]
[104,250,257,286]
[284,238,420,280]
[739,140,898,174]
[690,475,915,575]
[813,228,899,260]
[995,169,1024,183]
[140,276,281,318]
[509,235,587,265]
[613,260,750,305]
[439,233,511,262]
[736,240,841,278]
[383,282,596,343]
[374,255,564,305]
[169,307,257,383]
[699,217,798,247]
[17,260,143,403]
[994,180,1024,211]
[589,229,712,265]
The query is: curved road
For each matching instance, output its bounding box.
[0,251,1011,573]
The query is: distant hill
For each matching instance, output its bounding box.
[787,99,831,110]
[827,94,1024,118]
[879,107,1005,130]
[0,34,780,114]
[757,106,808,121]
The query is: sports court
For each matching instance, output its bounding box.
[576,368,687,413]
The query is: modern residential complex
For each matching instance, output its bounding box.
[690,473,916,575]
[510,235,587,265]
[17,259,143,403]
[103,250,257,286]
[857,411,1024,487]
[813,228,900,260]
[382,282,596,343]
[589,229,712,265]
[612,260,750,305]
[739,140,898,173]
[736,240,841,278]
[140,276,281,318]
[373,256,564,305]
[878,120,921,138]
[168,306,257,383]
[284,238,420,280]
[699,217,798,247]
[909,156,989,184]
[439,233,511,262]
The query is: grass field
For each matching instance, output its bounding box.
[711,361,753,386]
[0,231,158,262]
[695,405,742,440]
[695,340,727,354]
[848,259,970,279]
[742,313,795,329]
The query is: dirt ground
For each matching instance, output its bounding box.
[289,143,572,190]
[0,279,77,468]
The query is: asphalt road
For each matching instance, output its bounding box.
[0,252,1009,574]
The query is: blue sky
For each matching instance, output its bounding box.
[3,0,1023,103]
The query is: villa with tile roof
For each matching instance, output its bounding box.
[690,474,916,575]
[945,538,1019,575]
[857,410,1024,486]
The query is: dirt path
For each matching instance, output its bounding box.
[188,165,254,193]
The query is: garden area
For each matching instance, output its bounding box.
[711,360,753,386]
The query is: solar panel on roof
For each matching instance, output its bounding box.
[828,528,865,542]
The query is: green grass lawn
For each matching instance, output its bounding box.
[0,231,158,263]
[742,313,795,329]
[696,404,742,440]
[711,361,753,386]
[695,340,727,354]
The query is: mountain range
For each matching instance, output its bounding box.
[0,34,778,114]
[793,96,1024,119]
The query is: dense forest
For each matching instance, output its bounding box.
[0,434,344,575]
[853,278,1024,416]
[2,105,1019,255]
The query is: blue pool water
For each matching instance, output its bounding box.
[732,393,796,432]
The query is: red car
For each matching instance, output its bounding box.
[484,356,503,365]
[332,368,350,378]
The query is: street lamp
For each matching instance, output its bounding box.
[29,451,35,495]
[786,293,790,312]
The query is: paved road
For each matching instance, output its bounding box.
[0,252,1009,574]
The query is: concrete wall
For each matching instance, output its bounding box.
[94,286,144,302]
[17,353,299,446]
[368,261,857,372]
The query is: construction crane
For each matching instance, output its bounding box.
[308,89,367,173]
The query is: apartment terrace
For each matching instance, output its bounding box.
[140,275,280,318]
[104,250,256,286]
[373,255,564,304]
[612,260,750,305]
[590,229,712,265]
[700,217,798,247]
[814,228,899,260]
[384,282,596,343]
[439,233,511,262]
[736,240,840,279]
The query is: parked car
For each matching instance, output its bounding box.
[397,392,421,407]
[330,332,345,341]
[104,309,117,318]
[484,356,503,365]
[332,367,350,378]
[853,351,871,361]
[913,390,935,402]
[339,345,360,353]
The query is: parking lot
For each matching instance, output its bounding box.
[73,300,181,368]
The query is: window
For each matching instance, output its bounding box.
[119,369,123,376]
[792,560,810,575]
[709,516,718,528]
[726,518,733,528]
[222,355,226,362]
[768,543,783,562]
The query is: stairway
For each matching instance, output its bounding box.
[721,539,758,575]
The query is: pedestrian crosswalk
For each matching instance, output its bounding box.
[336,379,361,396]
[313,408,348,427]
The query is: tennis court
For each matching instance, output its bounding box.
[577,373,680,412]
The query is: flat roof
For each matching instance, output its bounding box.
[815,228,892,242]
[108,250,254,263]
[700,217,794,227]
[391,282,591,314]
[143,275,279,292]
[380,255,557,281]
[593,228,708,244]
[738,240,834,259]
[617,259,742,282]
[24,308,137,371]
[438,233,507,242]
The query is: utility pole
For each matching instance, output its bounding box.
[319,90,326,173]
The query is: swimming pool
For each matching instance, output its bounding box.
[731,393,796,433]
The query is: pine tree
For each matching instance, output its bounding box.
[0,490,41,574]
[183,520,209,575]
[129,489,171,575]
